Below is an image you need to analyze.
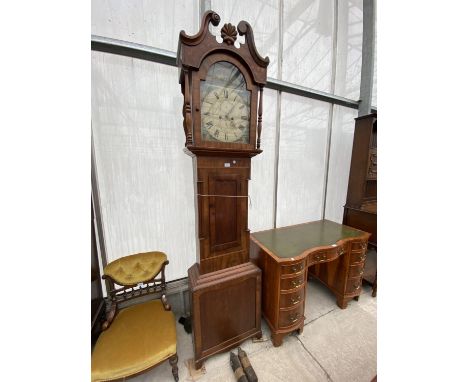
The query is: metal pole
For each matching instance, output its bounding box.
[321,0,340,220]
[358,0,375,116]
[91,132,107,266]
[91,35,362,110]
[272,0,284,228]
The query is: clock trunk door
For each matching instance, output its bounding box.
[208,173,242,253]
[196,158,250,274]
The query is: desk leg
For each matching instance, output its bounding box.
[271,332,285,347]
[194,359,204,370]
[372,272,377,297]
[337,297,350,309]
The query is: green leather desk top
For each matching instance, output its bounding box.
[251,220,368,259]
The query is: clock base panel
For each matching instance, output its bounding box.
[188,261,262,369]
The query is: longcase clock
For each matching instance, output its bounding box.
[177,11,269,369]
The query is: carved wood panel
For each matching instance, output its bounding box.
[209,173,241,252]
[367,148,377,180]
[196,157,250,273]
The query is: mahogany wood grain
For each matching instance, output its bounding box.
[343,113,377,296]
[189,262,262,369]
[197,157,250,273]
[251,220,370,346]
[178,11,269,368]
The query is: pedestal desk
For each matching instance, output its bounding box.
[250,220,371,346]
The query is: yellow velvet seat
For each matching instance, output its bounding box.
[104,251,168,286]
[91,251,178,381]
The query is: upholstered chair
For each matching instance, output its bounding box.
[91,251,178,381]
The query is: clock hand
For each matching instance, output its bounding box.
[226,99,237,117]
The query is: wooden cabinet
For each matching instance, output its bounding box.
[343,113,377,296]
[344,114,377,216]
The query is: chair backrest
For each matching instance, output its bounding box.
[101,251,170,329]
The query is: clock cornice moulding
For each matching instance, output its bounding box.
[177,10,269,84]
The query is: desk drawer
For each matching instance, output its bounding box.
[279,288,305,309]
[310,245,344,265]
[350,251,367,264]
[280,274,304,292]
[278,304,303,328]
[350,241,367,252]
[346,276,362,294]
[348,263,365,278]
[281,261,305,276]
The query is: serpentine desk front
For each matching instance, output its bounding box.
[250,220,371,346]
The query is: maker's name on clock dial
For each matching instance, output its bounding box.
[201,87,250,143]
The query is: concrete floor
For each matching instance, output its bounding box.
[130,278,377,382]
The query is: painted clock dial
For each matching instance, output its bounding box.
[201,61,251,144]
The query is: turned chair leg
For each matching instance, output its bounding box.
[169,353,179,382]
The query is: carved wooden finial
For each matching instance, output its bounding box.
[221,23,237,45]
[237,20,269,68]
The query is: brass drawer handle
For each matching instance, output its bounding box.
[360,255,366,261]
[315,253,331,262]
[354,283,361,290]
[290,296,301,305]
[359,270,364,275]
[291,264,302,273]
[291,280,301,288]
[289,313,300,323]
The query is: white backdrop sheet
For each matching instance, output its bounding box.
[91,1,371,280]
[276,93,330,227]
[92,0,199,52]
[91,52,197,281]
[324,105,358,223]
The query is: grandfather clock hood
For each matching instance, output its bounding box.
[177,10,269,156]
[177,11,269,83]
